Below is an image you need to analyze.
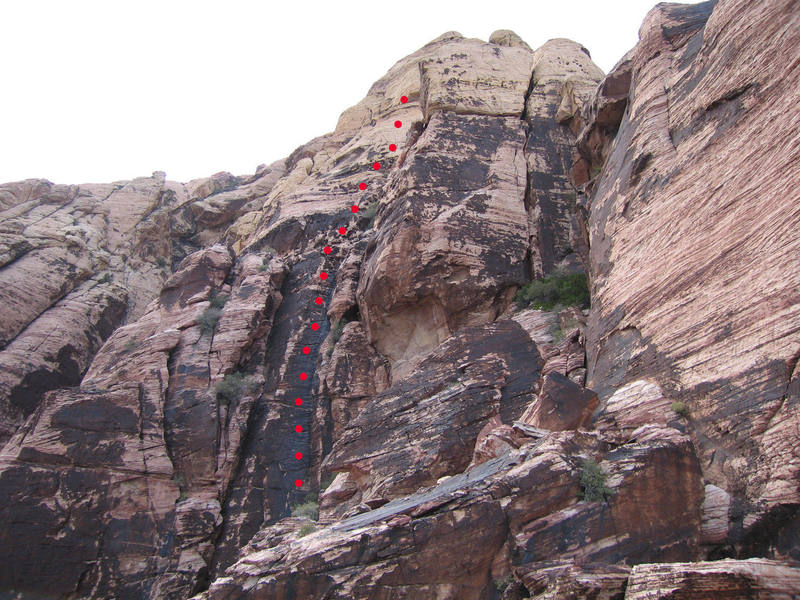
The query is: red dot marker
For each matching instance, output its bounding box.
[295,452,303,460]
[389,143,397,152]
[338,226,346,235]
[373,162,380,170]
[400,95,408,103]
[315,297,323,305]
[295,397,303,406]
[323,246,332,255]
[394,120,402,128]
[295,424,303,433]
[320,271,328,280]
[295,479,303,488]
[359,182,366,190]
[299,372,308,381]
[311,323,319,331]
[302,346,310,354]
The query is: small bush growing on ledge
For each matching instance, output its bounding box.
[326,317,351,358]
[671,401,689,417]
[258,250,277,271]
[578,458,613,503]
[297,522,316,537]
[291,500,319,521]
[209,292,228,309]
[173,474,188,502]
[515,269,590,311]
[198,306,222,336]
[494,576,512,593]
[215,371,257,405]
[362,203,378,228]
[320,473,336,491]
[123,339,139,353]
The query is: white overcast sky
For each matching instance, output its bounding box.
[0,0,705,185]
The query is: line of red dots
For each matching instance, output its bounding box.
[292,95,409,489]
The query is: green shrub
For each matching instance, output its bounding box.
[326,317,351,358]
[98,272,113,284]
[298,523,316,537]
[591,164,602,178]
[362,203,378,228]
[671,401,689,417]
[123,339,139,353]
[156,257,168,268]
[515,270,590,311]
[174,474,188,502]
[320,473,336,491]
[258,253,275,272]
[209,293,229,309]
[494,576,512,593]
[198,306,222,336]
[215,371,257,405]
[291,500,319,521]
[578,458,613,503]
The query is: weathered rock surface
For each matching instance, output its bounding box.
[321,321,390,445]
[522,562,630,600]
[519,372,598,431]
[357,109,530,378]
[524,39,604,278]
[582,0,800,559]
[701,483,732,547]
[625,559,800,599]
[355,33,601,379]
[198,427,703,599]
[2,3,800,598]
[323,318,541,505]
[595,379,676,442]
[0,246,286,597]
[0,168,284,446]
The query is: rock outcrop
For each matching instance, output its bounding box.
[579,0,800,561]
[0,167,285,446]
[1,2,799,598]
[0,246,286,596]
[201,427,703,600]
[625,559,800,599]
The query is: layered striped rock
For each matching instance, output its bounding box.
[355,34,601,379]
[0,168,284,445]
[323,318,542,507]
[625,559,800,599]
[583,0,800,556]
[197,428,703,600]
[6,4,799,596]
[0,246,286,597]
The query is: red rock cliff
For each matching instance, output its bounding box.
[1,2,799,598]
